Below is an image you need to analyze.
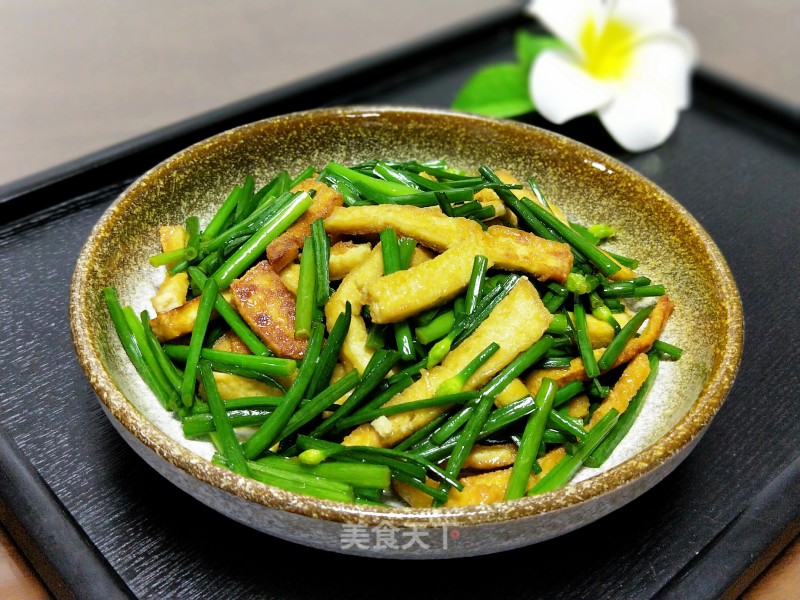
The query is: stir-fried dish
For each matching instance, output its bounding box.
[104,160,682,507]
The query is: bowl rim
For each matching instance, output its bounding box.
[70,105,743,528]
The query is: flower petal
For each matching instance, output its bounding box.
[626,32,696,109]
[525,0,604,59]
[598,79,680,152]
[611,0,676,38]
[530,50,615,124]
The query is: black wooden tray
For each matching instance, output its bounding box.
[1,8,798,600]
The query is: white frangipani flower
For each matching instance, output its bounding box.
[525,0,696,152]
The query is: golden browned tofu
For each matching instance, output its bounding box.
[448,447,565,507]
[324,244,432,374]
[324,244,380,321]
[324,245,385,374]
[325,204,572,282]
[393,447,566,507]
[473,188,511,222]
[158,225,188,259]
[588,352,650,429]
[278,263,301,295]
[614,295,674,362]
[151,225,190,313]
[149,290,233,342]
[211,373,284,401]
[266,179,343,272]
[229,260,307,359]
[339,316,372,375]
[150,295,202,341]
[526,353,596,397]
[151,272,189,314]
[329,241,372,280]
[567,394,591,419]
[486,225,572,283]
[525,295,674,395]
[342,277,552,448]
[563,310,633,348]
[276,241,373,296]
[604,253,637,281]
[462,444,517,470]
[366,242,491,324]
[494,378,530,407]
[213,330,251,354]
[325,205,483,252]
[418,171,438,182]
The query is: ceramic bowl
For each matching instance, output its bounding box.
[70,106,742,558]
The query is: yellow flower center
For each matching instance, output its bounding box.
[579,17,636,80]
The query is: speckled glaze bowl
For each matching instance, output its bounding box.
[70,106,742,558]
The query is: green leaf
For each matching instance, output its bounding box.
[451,63,533,119]
[515,29,565,72]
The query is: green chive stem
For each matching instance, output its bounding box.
[180,278,219,407]
[505,378,557,500]
[435,342,500,397]
[242,322,325,459]
[528,409,620,495]
[163,345,295,376]
[585,353,660,467]
[187,267,272,356]
[212,190,314,289]
[597,304,656,371]
[199,360,250,476]
[295,237,316,339]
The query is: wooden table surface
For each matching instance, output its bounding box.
[1,2,797,597]
[1,525,798,599]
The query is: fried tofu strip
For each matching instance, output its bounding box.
[442,359,649,503]
[525,295,674,395]
[149,290,234,342]
[206,332,284,399]
[229,260,307,359]
[329,241,372,280]
[151,225,190,314]
[494,377,530,407]
[394,447,566,507]
[342,278,552,448]
[587,352,650,429]
[339,317,372,375]
[568,310,633,348]
[325,204,481,252]
[159,225,188,258]
[567,394,591,419]
[152,273,190,314]
[324,244,432,373]
[324,245,386,374]
[366,242,492,324]
[485,225,572,283]
[265,179,343,272]
[462,444,518,470]
[495,169,636,281]
[474,188,513,224]
[324,204,572,282]
[278,264,301,295]
[277,241,373,295]
[601,255,636,282]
